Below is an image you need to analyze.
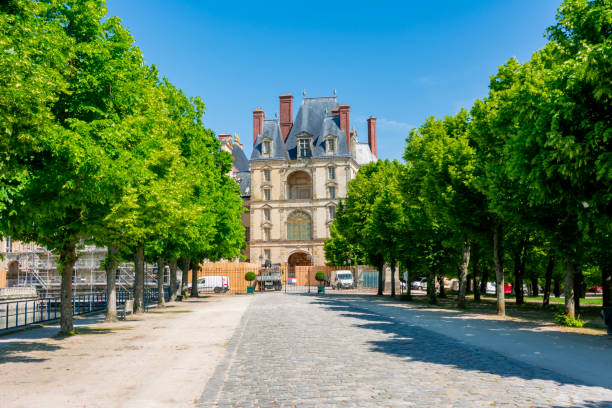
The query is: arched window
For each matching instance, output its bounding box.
[287,171,312,199]
[287,211,312,240]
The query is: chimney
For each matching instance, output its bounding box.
[367,116,377,157]
[339,104,350,148]
[253,109,264,144]
[218,133,233,153]
[279,94,293,141]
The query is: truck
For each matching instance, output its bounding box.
[256,264,282,291]
[193,276,230,293]
[331,270,354,289]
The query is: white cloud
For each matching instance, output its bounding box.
[377,118,414,131]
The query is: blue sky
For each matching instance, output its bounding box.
[106,0,560,161]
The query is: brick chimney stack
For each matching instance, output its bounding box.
[339,105,351,148]
[279,94,293,141]
[253,108,265,144]
[367,116,377,157]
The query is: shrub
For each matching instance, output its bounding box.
[555,312,585,328]
[244,272,257,282]
[315,270,327,284]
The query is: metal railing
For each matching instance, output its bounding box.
[0,288,169,332]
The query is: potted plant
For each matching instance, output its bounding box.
[245,271,257,294]
[315,271,327,294]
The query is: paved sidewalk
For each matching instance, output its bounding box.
[198,293,612,407]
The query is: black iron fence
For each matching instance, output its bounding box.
[0,288,169,332]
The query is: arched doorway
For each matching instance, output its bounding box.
[287,251,312,279]
[287,171,312,199]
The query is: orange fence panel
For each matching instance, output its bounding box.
[191,262,260,294]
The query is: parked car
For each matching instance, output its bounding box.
[188,276,230,293]
[589,285,603,294]
[331,270,354,289]
[411,277,427,290]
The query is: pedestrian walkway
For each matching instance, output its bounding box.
[198,293,612,407]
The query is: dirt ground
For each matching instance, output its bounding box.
[0,295,252,408]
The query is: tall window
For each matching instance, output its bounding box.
[328,186,336,199]
[264,189,271,200]
[264,208,270,221]
[264,249,271,261]
[262,140,271,156]
[287,171,312,199]
[298,138,311,158]
[326,137,336,154]
[329,206,336,220]
[264,228,270,241]
[328,167,335,180]
[287,211,312,240]
[263,169,270,182]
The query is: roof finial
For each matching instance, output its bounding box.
[303,89,306,97]
[333,88,337,97]
[325,108,328,115]
[275,112,278,120]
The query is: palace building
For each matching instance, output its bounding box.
[221,92,377,273]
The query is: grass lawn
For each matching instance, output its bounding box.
[398,291,607,334]
[482,294,602,305]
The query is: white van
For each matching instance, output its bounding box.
[196,276,230,293]
[331,270,354,289]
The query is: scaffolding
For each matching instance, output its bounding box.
[1,238,162,297]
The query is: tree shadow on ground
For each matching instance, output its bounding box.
[0,341,60,364]
[309,295,602,389]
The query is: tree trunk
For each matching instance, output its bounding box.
[157,258,166,307]
[390,261,396,297]
[553,277,561,298]
[531,277,539,297]
[480,267,489,295]
[59,242,77,335]
[428,268,437,304]
[438,273,446,298]
[403,262,412,300]
[493,222,505,316]
[603,263,612,308]
[514,249,524,306]
[564,260,575,318]
[169,258,178,301]
[473,255,480,303]
[105,245,119,321]
[133,245,145,313]
[542,255,554,308]
[191,262,199,298]
[457,240,470,308]
[377,263,384,296]
[574,265,582,316]
[180,257,190,295]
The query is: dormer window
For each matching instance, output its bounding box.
[262,139,271,157]
[326,136,336,154]
[298,138,311,158]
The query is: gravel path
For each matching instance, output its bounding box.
[198,293,612,408]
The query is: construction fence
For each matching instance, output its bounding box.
[186,263,379,294]
[189,262,260,294]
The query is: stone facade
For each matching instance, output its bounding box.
[245,93,377,269]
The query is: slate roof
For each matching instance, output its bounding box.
[284,97,350,160]
[234,171,251,198]
[249,95,375,163]
[250,120,289,161]
[355,143,377,165]
[231,143,249,172]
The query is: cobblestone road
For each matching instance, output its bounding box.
[198,294,612,407]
